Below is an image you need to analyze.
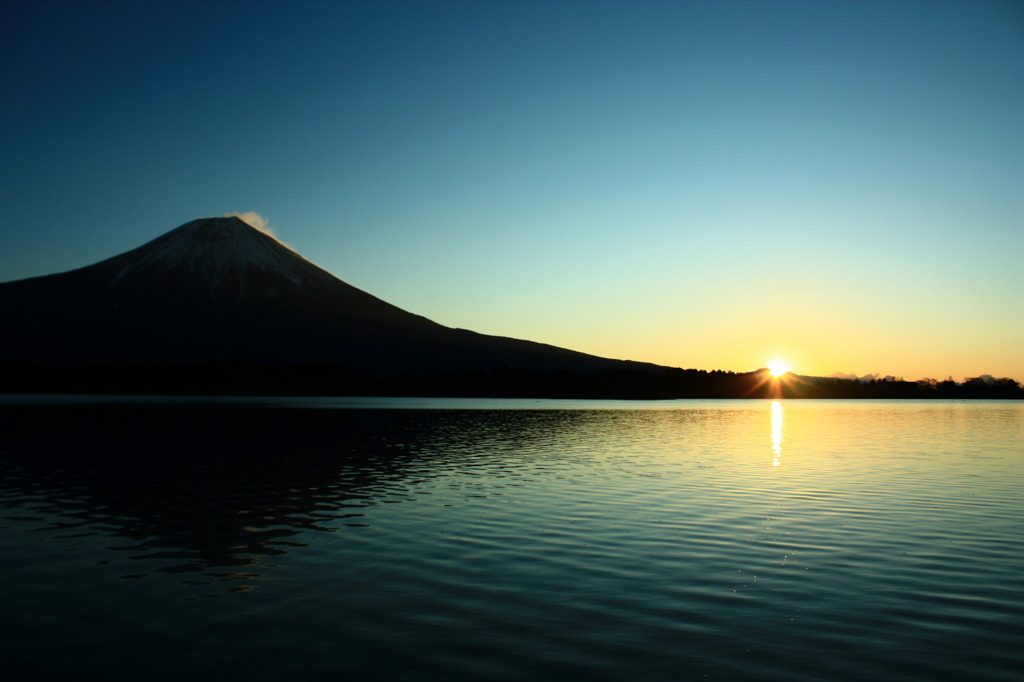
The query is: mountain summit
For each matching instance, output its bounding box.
[73,216,428,325]
[0,217,662,393]
[111,216,309,286]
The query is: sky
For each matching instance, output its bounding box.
[1,0,1021,381]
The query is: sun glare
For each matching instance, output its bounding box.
[768,359,791,378]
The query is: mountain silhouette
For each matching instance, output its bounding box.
[2,217,1019,398]
[0,217,663,393]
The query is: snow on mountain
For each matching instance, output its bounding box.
[111,216,310,289]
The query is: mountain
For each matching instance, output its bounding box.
[0,216,666,394]
[5,217,1018,398]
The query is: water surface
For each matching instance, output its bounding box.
[1,399,1021,680]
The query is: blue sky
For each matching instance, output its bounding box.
[2,0,1021,379]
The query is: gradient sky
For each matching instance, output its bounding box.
[2,0,1021,380]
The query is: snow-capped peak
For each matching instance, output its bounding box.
[113,217,310,287]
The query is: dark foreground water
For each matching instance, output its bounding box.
[0,398,1021,680]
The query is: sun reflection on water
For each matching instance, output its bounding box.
[771,400,783,466]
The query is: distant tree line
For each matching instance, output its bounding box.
[786,374,1023,399]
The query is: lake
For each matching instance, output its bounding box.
[1,398,1021,680]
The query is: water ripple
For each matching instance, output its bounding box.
[0,400,1021,680]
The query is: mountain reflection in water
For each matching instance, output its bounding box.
[1,400,1021,681]
[0,405,592,585]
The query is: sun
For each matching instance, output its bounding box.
[767,359,791,378]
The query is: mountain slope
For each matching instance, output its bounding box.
[0,217,658,387]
